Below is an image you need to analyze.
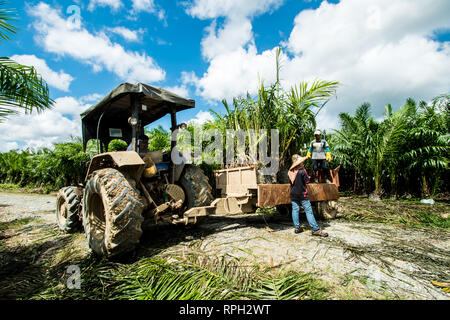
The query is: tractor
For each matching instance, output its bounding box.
[55,83,215,258]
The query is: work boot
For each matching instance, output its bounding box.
[312,228,328,237]
[294,227,303,234]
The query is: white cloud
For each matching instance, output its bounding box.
[195,46,279,101]
[79,93,104,103]
[87,0,166,22]
[186,0,283,61]
[185,0,284,19]
[200,17,254,61]
[0,96,90,151]
[29,2,165,83]
[165,85,190,98]
[184,0,450,131]
[284,0,450,130]
[129,0,166,23]
[105,26,145,42]
[131,0,155,13]
[88,0,123,12]
[182,0,285,101]
[51,96,90,117]
[10,54,74,92]
[188,110,214,125]
[0,142,19,153]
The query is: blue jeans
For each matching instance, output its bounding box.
[292,200,320,232]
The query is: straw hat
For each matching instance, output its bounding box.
[314,129,321,135]
[289,154,308,171]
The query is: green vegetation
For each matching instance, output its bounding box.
[338,197,449,230]
[205,49,339,169]
[0,125,175,192]
[0,1,53,121]
[0,137,92,192]
[30,255,326,300]
[0,217,35,231]
[145,125,171,152]
[330,96,449,197]
[108,139,127,151]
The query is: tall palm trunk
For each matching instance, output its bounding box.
[421,174,429,197]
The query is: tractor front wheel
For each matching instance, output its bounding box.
[82,168,144,258]
[56,186,82,233]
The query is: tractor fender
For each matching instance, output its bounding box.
[85,151,145,182]
[174,163,186,182]
[173,151,190,182]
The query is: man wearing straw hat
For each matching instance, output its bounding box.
[288,154,328,237]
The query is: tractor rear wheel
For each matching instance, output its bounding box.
[179,165,214,208]
[276,204,292,216]
[82,168,144,258]
[56,186,82,233]
[312,200,338,220]
[179,165,214,224]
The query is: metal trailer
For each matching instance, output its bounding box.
[210,166,340,219]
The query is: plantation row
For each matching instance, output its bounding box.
[0,139,91,192]
[330,95,449,197]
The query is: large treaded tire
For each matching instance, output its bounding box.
[312,200,338,220]
[276,204,292,216]
[179,165,214,224]
[56,186,82,233]
[82,168,144,258]
[179,165,214,208]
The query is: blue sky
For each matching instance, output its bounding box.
[1,0,449,151]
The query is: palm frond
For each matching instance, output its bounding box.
[0,1,17,41]
[0,57,54,119]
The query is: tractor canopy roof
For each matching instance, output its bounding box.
[80,82,195,151]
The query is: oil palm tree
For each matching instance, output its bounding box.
[401,96,449,196]
[0,1,53,122]
[333,96,448,197]
[370,102,415,195]
[332,103,375,192]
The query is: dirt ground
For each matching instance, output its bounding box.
[0,191,449,300]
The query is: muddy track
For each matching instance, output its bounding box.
[0,192,449,300]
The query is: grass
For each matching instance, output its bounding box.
[0,213,327,300]
[0,183,50,194]
[408,210,450,229]
[338,196,450,230]
[0,217,36,231]
[0,183,21,191]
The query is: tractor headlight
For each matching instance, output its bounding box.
[128,117,138,126]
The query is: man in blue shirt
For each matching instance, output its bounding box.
[306,130,333,183]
